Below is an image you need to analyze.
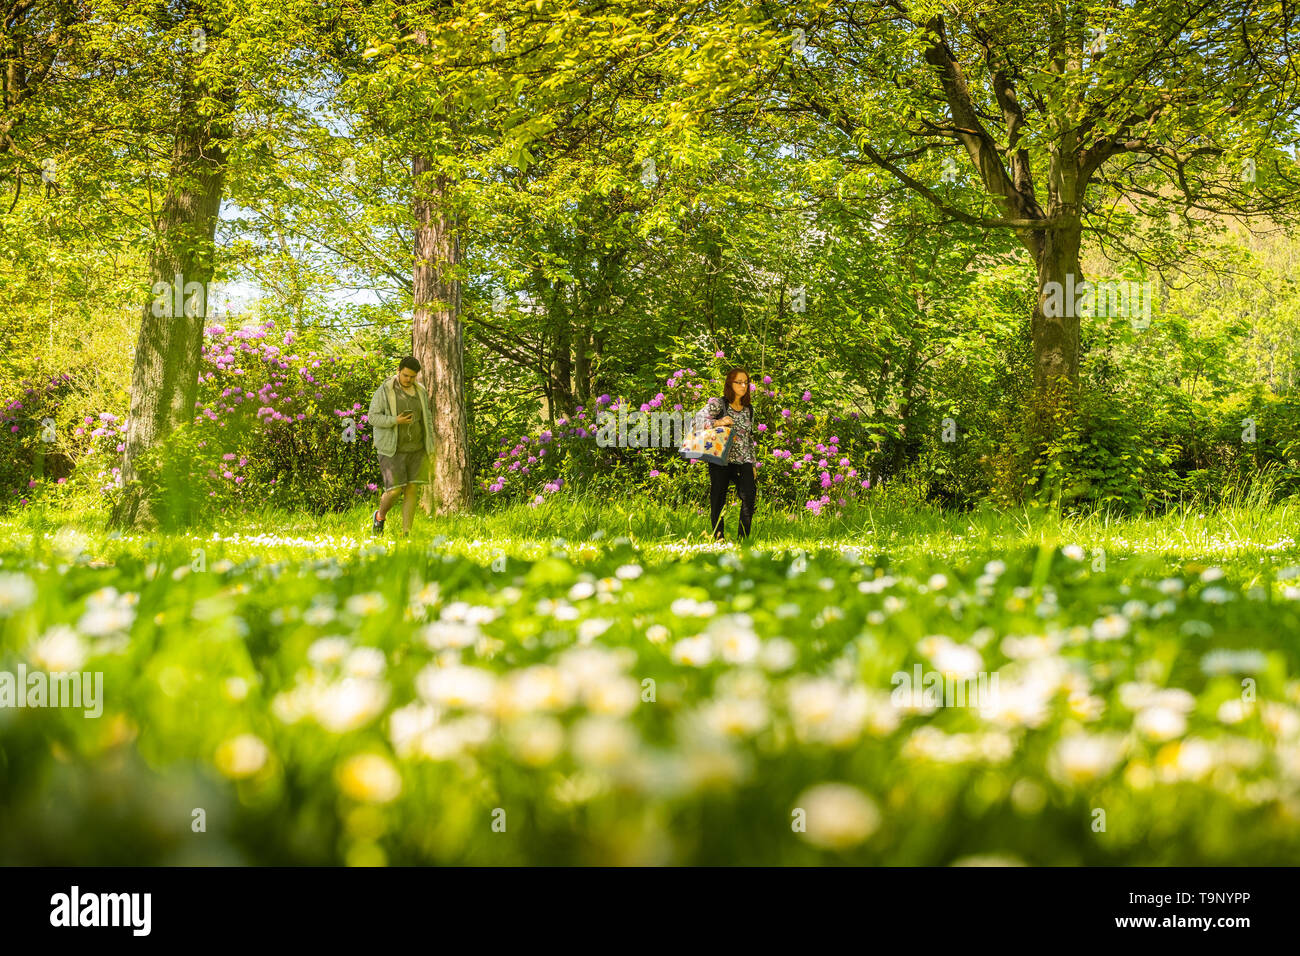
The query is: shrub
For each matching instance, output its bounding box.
[30,321,409,521]
[483,365,887,515]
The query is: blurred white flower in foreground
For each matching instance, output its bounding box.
[344,647,386,679]
[567,580,596,601]
[498,665,577,717]
[708,614,760,665]
[507,715,565,766]
[336,753,402,804]
[556,645,635,689]
[1262,703,1300,739]
[441,601,499,625]
[416,664,498,711]
[1134,705,1187,741]
[670,597,717,618]
[1155,738,1216,782]
[698,696,770,738]
[795,783,880,850]
[571,716,638,768]
[388,701,441,758]
[1119,683,1196,713]
[904,727,1015,764]
[28,626,89,671]
[307,636,351,668]
[215,733,270,779]
[979,678,1049,729]
[672,635,714,667]
[1199,649,1267,675]
[1217,698,1253,724]
[1049,732,1125,785]
[1090,614,1130,641]
[0,572,36,615]
[759,637,797,672]
[421,620,480,650]
[302,605,335,626]
[578,617,613,644]
[77,587,137,636]
[1000,633,1063,660]
[787,677,871,746]
[312,678,391,733]
[51,527,91,561]
[1200,586,1233,604]
[345,592,387,617]
[918,635,982,679]
[952,854,1028,866]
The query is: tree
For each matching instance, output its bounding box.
[654,0,1300,419]
[109,7,239,527]
[104,0,332,526]
[411,148,473,513]
[351,0,689,512]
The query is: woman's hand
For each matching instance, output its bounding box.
[396,412,414,424]
[716,416,734,426]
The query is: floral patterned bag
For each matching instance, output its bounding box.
[679,421,734,464]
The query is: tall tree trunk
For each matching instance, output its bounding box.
[111,78,232,529]
[411,154,471,514]
[1031,223,1083,391]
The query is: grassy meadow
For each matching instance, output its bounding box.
[1,493,1298,865]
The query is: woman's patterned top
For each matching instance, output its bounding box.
[694,396,757,465]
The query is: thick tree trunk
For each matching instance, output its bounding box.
[111,78,232,529]
[1031,225,1083,391]
[411,154,471,514]
[1019,218,1084,501]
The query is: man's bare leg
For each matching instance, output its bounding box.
[378,486,402,520]
[401,482,418,534]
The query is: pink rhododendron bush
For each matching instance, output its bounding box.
[486,365,890,515]
[0,369,84,508]
[16,322,396,520]
[12,334,894,521]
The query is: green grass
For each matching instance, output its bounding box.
[1,494,1299,864]
[12,486,1300,563]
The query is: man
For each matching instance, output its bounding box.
[368,356,435,537]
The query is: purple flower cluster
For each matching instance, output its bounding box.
[48,321,391,508]
[483,364,879,515]
[488,409,588,496]
[0,370,96,499]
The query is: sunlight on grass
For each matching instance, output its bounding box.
[3,495,1299,864]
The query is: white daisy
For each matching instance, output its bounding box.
[795,783,880,850]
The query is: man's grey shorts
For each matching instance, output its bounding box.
[378,449,428,491]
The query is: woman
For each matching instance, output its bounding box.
[694,367,758,542]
